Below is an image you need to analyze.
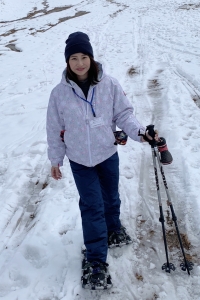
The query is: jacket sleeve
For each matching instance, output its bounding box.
[46,89,66,166]
[112,78,145,142]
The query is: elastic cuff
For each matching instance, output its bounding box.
[51,161,63,167]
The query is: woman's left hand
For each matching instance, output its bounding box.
[51,166,62,180]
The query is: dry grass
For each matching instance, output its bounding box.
[42,182,48,189]
[127,66,139,76]
[135,273,143,281]
[0,5,73,24]
[192,94,200,108]
[166,229,191,251]
[178,4,200,10]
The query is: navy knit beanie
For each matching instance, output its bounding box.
[64,32,94,62]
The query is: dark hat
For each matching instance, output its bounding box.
[64,32,94,62]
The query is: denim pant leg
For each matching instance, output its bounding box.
[69,160,107,263]
[96,152,121,233]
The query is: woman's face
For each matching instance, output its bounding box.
[68,53,91,80]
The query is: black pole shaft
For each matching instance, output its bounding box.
[151,147,171,271]
[159,205,171,272]
[154,147,191,275]
[170,204,190,275]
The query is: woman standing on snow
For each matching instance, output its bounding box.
[46,31,155,289]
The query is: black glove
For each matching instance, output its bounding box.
[139,125,173,165]
[114,130,128,145]
[138,124,157,146]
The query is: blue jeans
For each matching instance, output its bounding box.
[69,152,121,262]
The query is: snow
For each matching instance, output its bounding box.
[0,0,200,299]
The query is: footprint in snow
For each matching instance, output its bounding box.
[0,268,29,297]
[23,245,48,269]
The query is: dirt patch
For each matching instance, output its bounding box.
[42,0,49,10]
[42,182,48,189]
[0,28,26,37]
[0,10,89,37]
[0,5,73,24]
[135,273,143,281]
[30,11,89,35]
[165,228,200,263]
[192,94,200,108]
[166,210,173,227]
[106,0,121,5]
[127,66,139,77]
[148,79,160,89]
[5,43,22,52]
[166,228,191,251]
[107,0,128,17]
[59,11,89,23]
[178,3,200,10]
[110,8,124,18]
[9,39,17,43]
[148,78,164,97]
[59,229,68,235]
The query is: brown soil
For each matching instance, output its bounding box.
[0,5,73,24]
[166,228,191,251]
[128,66,139,76]
[5,44,22,52]
[178,4,200,10]
[135,273,143,281]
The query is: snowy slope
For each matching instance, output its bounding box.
[0,0,200,299]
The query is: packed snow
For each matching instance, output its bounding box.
[0,0,200,299]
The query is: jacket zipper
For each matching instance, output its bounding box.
[86,89,93,166]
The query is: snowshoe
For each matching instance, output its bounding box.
[81,248,112,290]
[108,226,132,248]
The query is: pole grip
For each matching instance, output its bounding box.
[146,124,155,139]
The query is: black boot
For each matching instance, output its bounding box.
[108,226,132,248]
[157,137,173,165]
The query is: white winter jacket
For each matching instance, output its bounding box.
[46,65,144,167]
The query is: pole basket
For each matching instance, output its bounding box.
[162,262,176,273]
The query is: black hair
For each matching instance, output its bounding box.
[66,56,99,85]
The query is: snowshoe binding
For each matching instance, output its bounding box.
[81,248,112,290]
[108,226,132,248]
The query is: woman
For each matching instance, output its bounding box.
[46,31,155,289]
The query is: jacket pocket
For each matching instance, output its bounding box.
[101,126,115,149]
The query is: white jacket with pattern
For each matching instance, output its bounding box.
[46,66,145,167]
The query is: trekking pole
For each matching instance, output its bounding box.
[154,146,194,275]
[150,142,175,273]
[144,125,175,272]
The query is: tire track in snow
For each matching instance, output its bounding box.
[135,65,200,299]
[138,157,200,300]
[137,74,199,298]
[168,63,200,109]
[0,157,79,299]
[147,66,200,257]
[131,7,200,295]
[0,146,49,273]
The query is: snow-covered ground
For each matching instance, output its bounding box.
[0,0,200,299]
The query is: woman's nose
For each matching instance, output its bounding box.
[77,59,83,66]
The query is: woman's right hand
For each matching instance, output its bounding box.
[51,166,62,180]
